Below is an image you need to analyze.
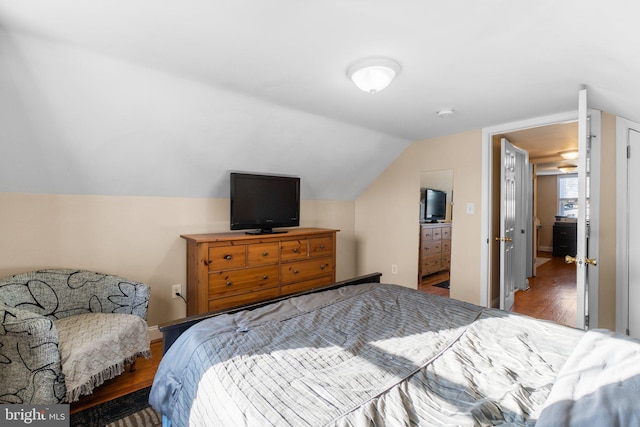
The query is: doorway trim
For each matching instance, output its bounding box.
[480,110,600,329]
[616,116,640,334]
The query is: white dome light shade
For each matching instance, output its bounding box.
[558,165,577,173]
[559,150,579,160]
[347,58,401,94]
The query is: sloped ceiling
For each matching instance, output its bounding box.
[1,1,639,199]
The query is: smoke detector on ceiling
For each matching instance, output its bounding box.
[436,108,455,118]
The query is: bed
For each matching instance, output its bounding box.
[150,273,640,426]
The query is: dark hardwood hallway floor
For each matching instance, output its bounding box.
[419,251,577,328]
[512,252,577,327]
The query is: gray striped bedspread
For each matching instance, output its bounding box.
[150,283,591,426]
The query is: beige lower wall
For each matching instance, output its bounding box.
[355,129,483,305]
[0,193,356,326]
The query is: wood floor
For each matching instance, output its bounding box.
[75,257,575,413]
[418,270,450,297]
[419,252,577,327]
[512,252,577,327]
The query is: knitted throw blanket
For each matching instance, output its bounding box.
[55,313,151,402]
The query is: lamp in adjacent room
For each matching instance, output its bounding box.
[347,58,401,94]
[559,150,579,160]
[558,165,577,173]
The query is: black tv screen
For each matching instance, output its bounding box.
[230,172,300,234]
[425,188,446,221]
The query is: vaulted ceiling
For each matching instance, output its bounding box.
[1,1,639,199]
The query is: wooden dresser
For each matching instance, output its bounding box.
[419,223,452,278]
[552,222,577,257]
[181,228,338,316]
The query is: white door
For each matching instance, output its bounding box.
[499,138,529,310]
[571,88,597,330]
[628,129,640,338]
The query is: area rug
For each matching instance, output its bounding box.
[71,386,161,427]
[433,280,450,289]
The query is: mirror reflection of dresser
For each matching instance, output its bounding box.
[419,222,452,279]
[419,169,453,284]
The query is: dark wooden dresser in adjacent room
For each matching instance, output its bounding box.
[552,221,577,257]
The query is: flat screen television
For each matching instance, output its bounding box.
[230,172,300,234]
[422,188,447,222]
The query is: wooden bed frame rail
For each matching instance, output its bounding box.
[158,272,382,353]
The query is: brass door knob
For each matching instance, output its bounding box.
[565,255,598,266]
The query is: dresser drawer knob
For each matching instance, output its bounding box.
[320,244,325,249]
[293,248,299,253]
[320,264,326,270]
[263,252,268,256]
[226,281,233,287]
[224,255,233,260]
[262,275,268,280]
[293,269,299,274]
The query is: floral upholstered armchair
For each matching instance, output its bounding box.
[0,269,151,404]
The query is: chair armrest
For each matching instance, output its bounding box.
[107,280,150,320]
[0,303,65,404]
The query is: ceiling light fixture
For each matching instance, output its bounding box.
[559,150,579,160]
[347,57,401,94]
[558,165,577,173]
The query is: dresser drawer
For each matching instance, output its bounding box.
[421,254,441,275]
[441,226,451,240]
[441,239,451,253]
[309,236,333,258]
[422,240,442,256]
[432,227,442,240]
[281,275,333,296]
[281,239,308,261]
[441,252,451,269]
[421,227,433,241]
[208,287,281,312]
[208,265,279,298]
[208,245,246,270]
[281,257,334,284]
[247,242,279,266]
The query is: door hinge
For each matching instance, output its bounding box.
[627,328,631,336]
[585,224,591,239]
[628,145,632,159]
[585,314,590,328]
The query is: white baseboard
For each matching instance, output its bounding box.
[148,325,162,342]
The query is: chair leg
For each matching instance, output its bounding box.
[129,360,137,372]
